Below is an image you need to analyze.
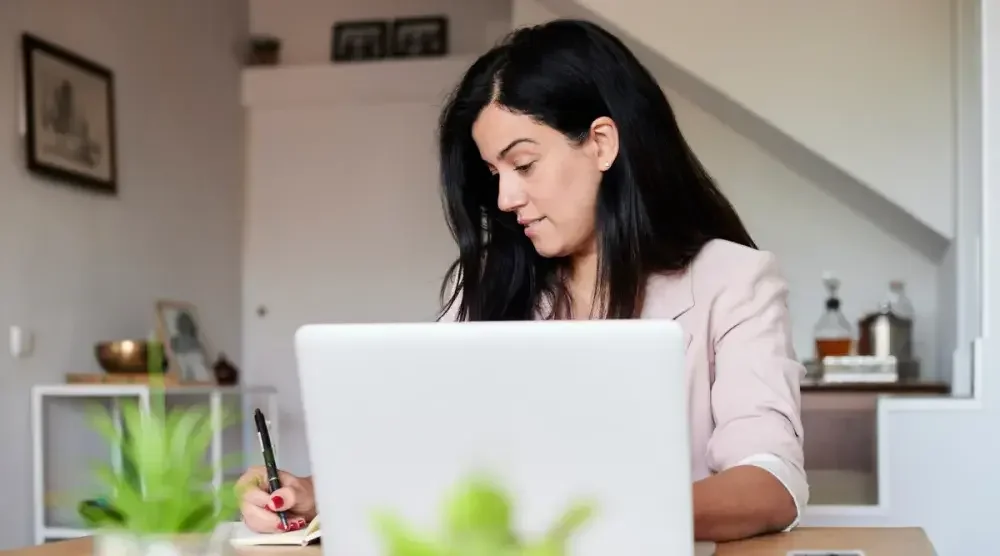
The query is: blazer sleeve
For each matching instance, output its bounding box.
[705,251,809,528]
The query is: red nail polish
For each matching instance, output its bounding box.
[271,495,284,509]
[277,522,287,531]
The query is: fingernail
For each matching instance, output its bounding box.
[270,495,284,509]
[277,522,287,531]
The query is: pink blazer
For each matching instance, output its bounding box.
[443,239,809,525]
[643,240,807,524]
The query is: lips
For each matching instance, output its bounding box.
[519,216,545,237]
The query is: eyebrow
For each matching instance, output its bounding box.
[497,138,537,160]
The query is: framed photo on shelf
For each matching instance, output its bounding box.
[331,20,389,62]
[155,300,214,383]
[21,33,118,195]
[390,16,448,58]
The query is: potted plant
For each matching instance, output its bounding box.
[373,475,597,556]
[78,383,244,556]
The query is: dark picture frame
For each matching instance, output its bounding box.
[21,33,118,195]
[331,20,389,62]
[390,16,449,59]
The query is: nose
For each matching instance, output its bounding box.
[496,172,527,213]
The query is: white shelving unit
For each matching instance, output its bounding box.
[31,384,278,545]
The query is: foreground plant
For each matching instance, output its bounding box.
[79,383,243,535]
[373,476,597,556]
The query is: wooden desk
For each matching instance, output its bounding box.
[0,527,934,555]
[716,527,934,555]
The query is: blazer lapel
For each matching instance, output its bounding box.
[643,272,696,399]
[641,271,694,320]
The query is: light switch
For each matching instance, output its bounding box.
[9,326,34,358]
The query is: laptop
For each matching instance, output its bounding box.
[295,319,711,556]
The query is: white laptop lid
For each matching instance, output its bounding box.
[295,319,694,556]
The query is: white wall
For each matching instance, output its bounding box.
[250,0,512,64]
[241,58,473,477]
[548,0,956,242]
[512,0,940,377]
[0,0,247,548]
[244,0,512,478]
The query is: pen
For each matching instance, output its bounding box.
[254,408,289,531]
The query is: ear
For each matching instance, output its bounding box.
[589,116,619,172]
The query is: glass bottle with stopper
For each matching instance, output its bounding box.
[814,272,853,359]
[857,279,916,363]
[886,279,914,320]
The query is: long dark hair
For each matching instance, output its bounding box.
[437,19,755,321]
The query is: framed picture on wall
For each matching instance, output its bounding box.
[155,300,214,383]
[390,16,449,58]
[21,33,118,195]
[331,20,389,62]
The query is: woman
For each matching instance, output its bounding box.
[238,19,807,542]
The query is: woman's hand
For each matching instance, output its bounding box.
[237,466,318,533]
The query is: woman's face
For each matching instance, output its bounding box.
[471,104,618,258]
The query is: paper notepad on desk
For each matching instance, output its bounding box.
[229,516,321,547]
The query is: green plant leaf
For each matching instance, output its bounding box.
[75,390,244,535]
[86,405,122,444]
[544,500,596,546]
[442,475,515,546]
[372,476,598,556]
[518,542,564,556]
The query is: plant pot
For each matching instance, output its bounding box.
[93,532,226,556]
[248,36,281,66]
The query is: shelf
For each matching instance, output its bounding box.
[42,527,90,540]
[33,384,277,398]
[241,56,478,108]
[802,380,951,394]
[32,384,279,545]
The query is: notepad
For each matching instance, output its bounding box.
[228,515,321,547]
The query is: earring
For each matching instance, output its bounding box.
[603,161,611,169]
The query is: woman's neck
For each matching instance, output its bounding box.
[567,249,599,320]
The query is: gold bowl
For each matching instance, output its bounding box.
[95,340,149,374]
